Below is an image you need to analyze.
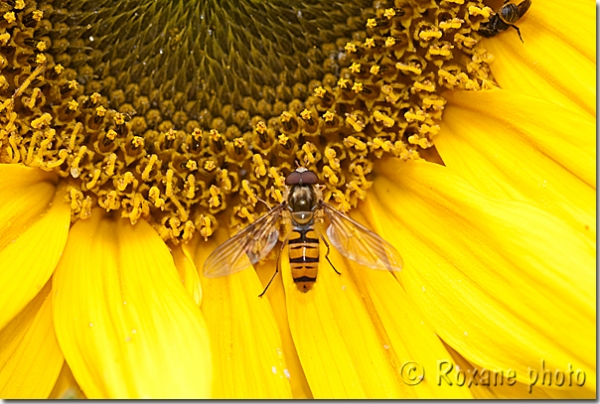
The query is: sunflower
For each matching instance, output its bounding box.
[0,0,594,399]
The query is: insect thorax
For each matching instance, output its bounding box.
[288,184,318,225]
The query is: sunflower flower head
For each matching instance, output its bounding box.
[0,0,595,399]
[1,0,496,243]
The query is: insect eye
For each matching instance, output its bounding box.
[285,171,302,185]
[299,170,318,184]
[285,169,319,185]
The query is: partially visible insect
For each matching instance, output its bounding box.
[203,167,403,296]
[478,0,532,43]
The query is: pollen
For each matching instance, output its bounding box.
[345,42,358,53]
[0,0,498,242]
[32,10,43,21]
[349,63,362,74]
[323,111,335,122]
[314,86,326,99]
[351,82,364,94]
[3,12,16,24]
[383,9,396,19]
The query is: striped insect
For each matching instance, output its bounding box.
[203,167,403,296]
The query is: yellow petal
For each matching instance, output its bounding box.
[48,363,86,399]
[0,281,64,398]
[254,259,313,399]
[483,0,594,116]
[0,164,69,330]
[172,245,202,306]
[186,229,293,398]
[443,340,590,398]
[282,247,403,398]
[369,160,594,394]
[348,209,475,398]
[443,343,555,399]
[437,90,595,239]
[52,212,212,398]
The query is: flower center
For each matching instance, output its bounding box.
[0,0,496,242]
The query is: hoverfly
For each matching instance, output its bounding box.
[478,0,532,43]
[203,167,403,296]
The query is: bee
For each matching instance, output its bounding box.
[203,167,403,296]
[478,0,532,43]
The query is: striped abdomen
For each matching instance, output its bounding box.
[288,225,319,292]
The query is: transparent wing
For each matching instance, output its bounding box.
[203,204,285,277]
[517,0,532,16]
[320,202,403,271]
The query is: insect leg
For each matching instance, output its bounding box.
[508,23,524,42]
[258,236,288,297]
[320,235,341,275]
[256,196,272,210]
